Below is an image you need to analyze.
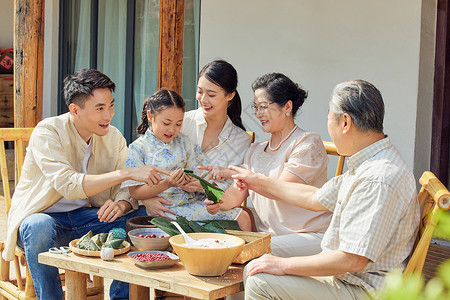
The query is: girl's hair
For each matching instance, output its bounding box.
[251,73,308,117]
[198,59,246,131]
[136,89,185,134]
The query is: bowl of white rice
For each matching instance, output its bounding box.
[169,232,245,276]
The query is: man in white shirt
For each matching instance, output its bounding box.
[230,80,419,299]
[4,69,168,300]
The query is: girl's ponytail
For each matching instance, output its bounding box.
[136,98,151,134]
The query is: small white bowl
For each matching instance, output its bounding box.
[128,250,179,269]
[128,228,171,251]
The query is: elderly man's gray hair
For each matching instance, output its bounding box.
[329,80,384,132]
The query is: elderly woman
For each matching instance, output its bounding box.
[204,73,332,257]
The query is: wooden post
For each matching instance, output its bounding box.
[158,0,184,94]
[431,0,450,186]
[14,0,44,128]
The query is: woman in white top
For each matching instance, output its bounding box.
[204,73,332,257]
[142,60,252,228]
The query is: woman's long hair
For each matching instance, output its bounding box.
[198,60,246,131]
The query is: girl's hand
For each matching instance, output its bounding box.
[180,179,203,193]
[204,199,221,215]
[197,166,236,180]
[141,197,177,219]
[166,168,188,187]
[97,199,124,222]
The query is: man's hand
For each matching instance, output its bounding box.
[97,199,124,222]
[141,197,177,219]
[204,199,222,215]
[246,254,287,276]
[197,166,236,181]
[129,165,170,186]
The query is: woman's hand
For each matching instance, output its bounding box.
[141,197,177,219]
[165,168,189,188]
[180,179,204,193]
[204,199,222,215]
[97,199,124,222]
[197,166,236,180]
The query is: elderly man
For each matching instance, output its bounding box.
[3,69,168,300]
[230,80,420,299]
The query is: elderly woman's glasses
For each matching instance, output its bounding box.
[251,102,275,113]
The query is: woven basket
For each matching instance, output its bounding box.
[227,230,271,264]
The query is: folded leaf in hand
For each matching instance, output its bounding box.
[184,169,224,204]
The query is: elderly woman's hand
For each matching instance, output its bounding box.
[197,166,236,181]
[204,199,222,215]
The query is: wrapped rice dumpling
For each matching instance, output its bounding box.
[102,231,125,249]
[75,231,93,247]
[91,232,108,248]
[77,234,100,251]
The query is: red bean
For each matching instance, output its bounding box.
[130,253,172,262]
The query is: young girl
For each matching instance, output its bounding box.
[121,89,251,230]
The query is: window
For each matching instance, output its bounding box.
[58,0,200,143]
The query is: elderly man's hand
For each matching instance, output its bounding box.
[229,166,259,192]
[246,254,287,276]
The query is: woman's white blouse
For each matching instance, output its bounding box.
[181,108,251,190]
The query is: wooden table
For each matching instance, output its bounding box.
[38,251,244,300]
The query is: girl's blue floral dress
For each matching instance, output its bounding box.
[122,129,241,221]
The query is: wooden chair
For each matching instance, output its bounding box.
[404,171,450,276]
[323,141,346,176]
[246,131,255,143]
[0,128,104,300]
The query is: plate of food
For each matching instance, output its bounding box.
[127,250,179,269]
[69,230,130,257]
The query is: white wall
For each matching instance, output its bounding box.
[199,0,423,176]
[0,0,13,49]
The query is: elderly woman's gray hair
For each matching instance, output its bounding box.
[329,80,384,133]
